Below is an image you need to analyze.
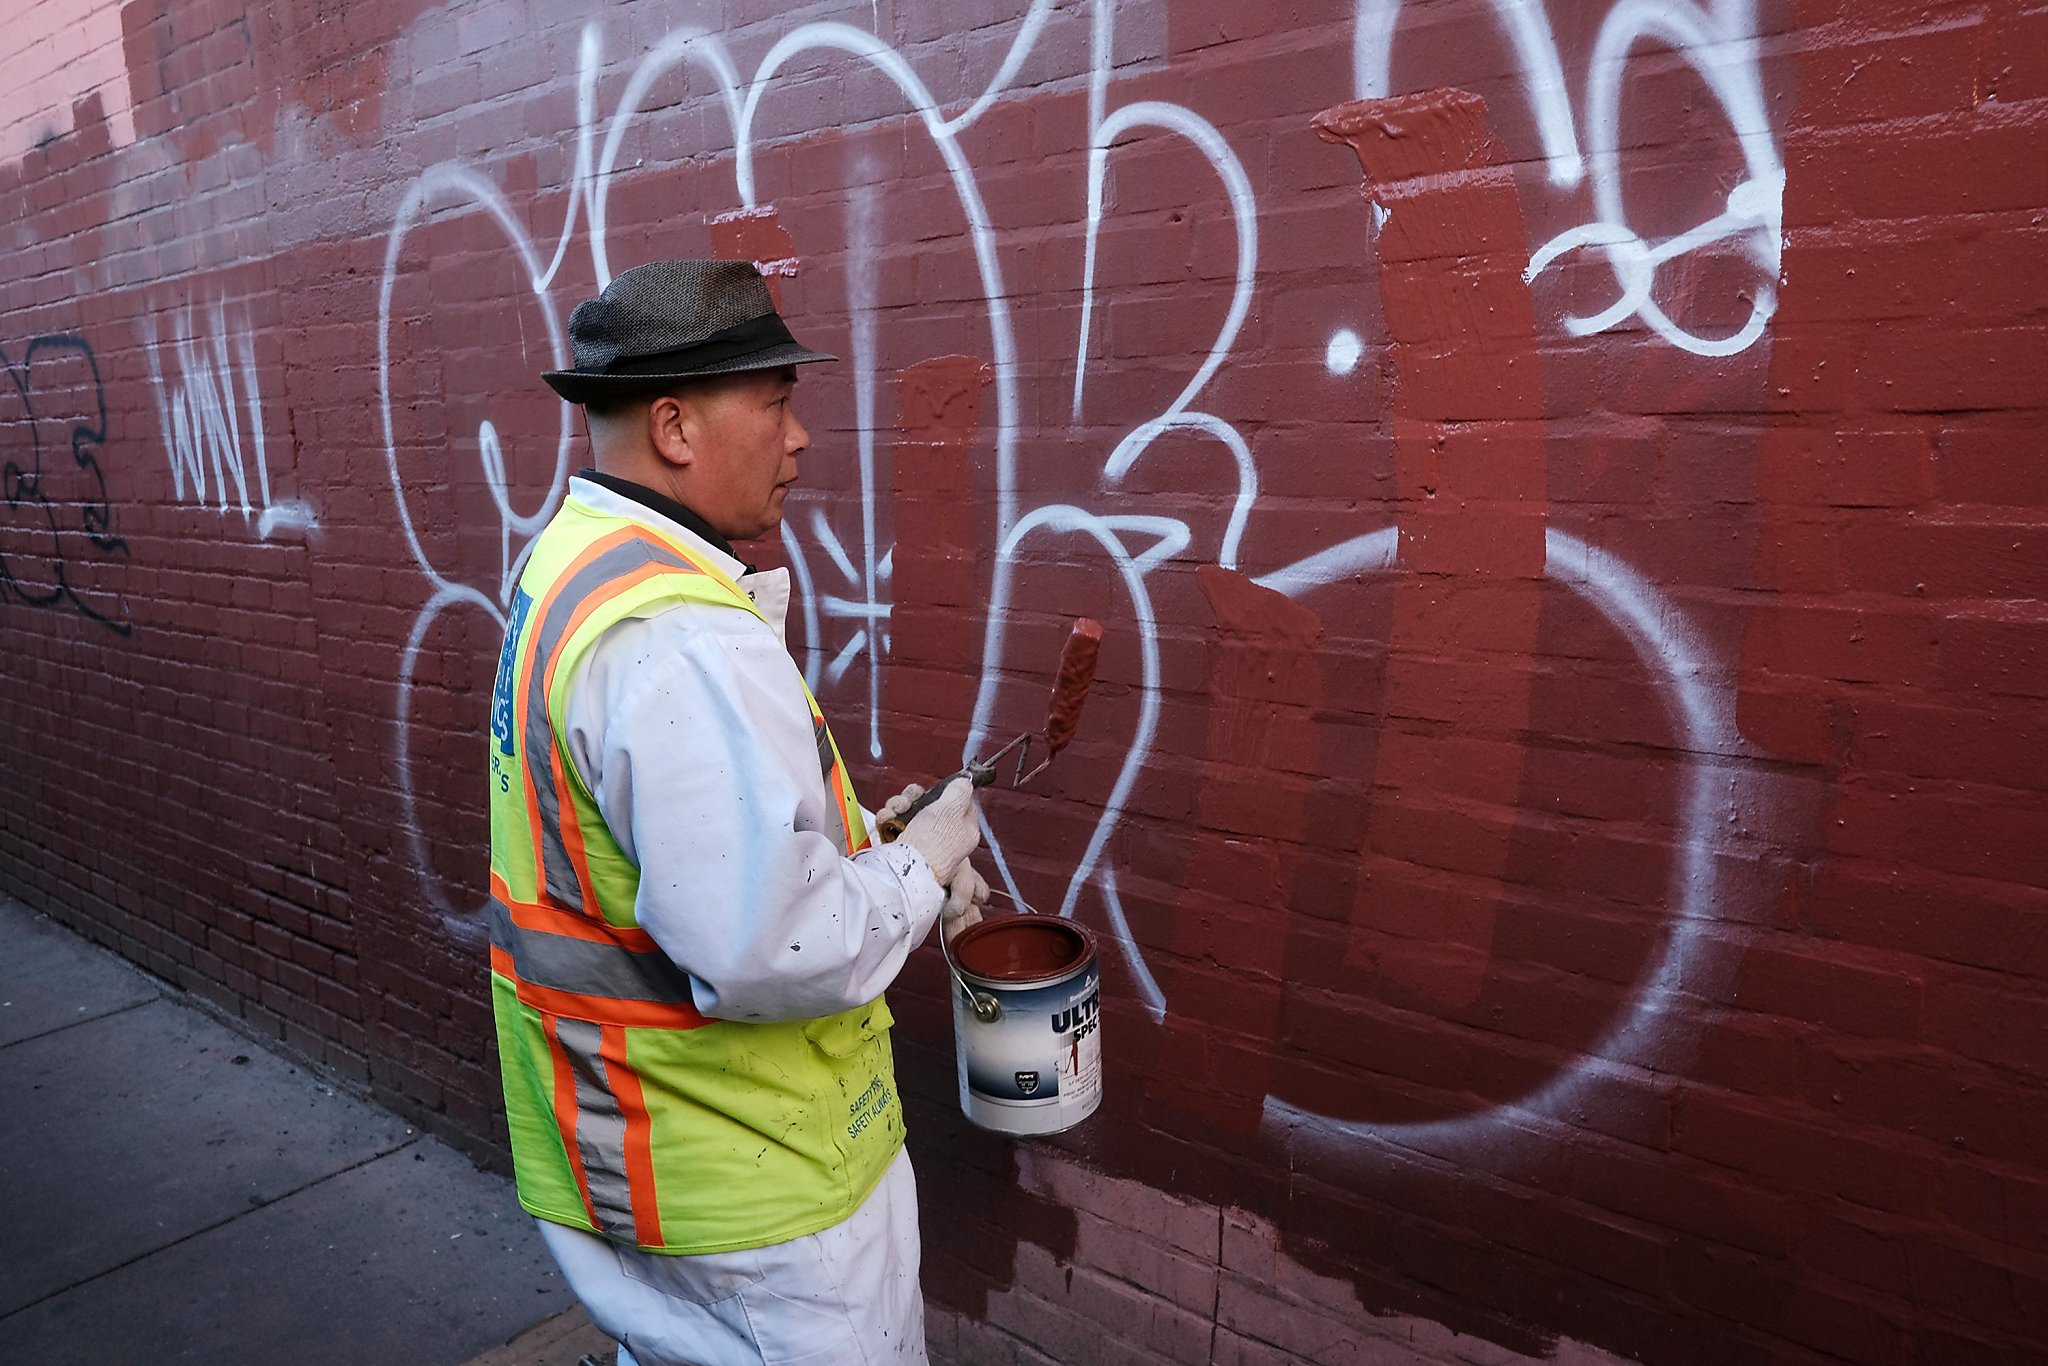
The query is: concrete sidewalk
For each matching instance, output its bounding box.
[0,895,613,1366]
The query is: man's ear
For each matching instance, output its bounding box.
[648,393,694,469]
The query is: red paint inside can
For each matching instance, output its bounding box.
[952,917,1092,982]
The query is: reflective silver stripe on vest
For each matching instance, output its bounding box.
[553,1017,639,1241]
[524,538,698,910]
[490,900,698,1007]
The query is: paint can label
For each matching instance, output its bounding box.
[1050,985,1101,1113]
[955,963,1101,1135]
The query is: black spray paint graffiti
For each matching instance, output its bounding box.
[0,334,130,634]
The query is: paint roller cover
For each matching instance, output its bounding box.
[1044,619,1104,754]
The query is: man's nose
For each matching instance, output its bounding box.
[787,412,809,454]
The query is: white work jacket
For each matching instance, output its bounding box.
[559,476,944,1024]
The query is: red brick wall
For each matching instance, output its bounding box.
[3,1,2044,1361]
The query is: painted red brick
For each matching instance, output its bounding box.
[2,1,2046,1363]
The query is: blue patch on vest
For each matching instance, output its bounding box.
[491,588,534,757]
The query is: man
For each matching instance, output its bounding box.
[486,259,987,1365]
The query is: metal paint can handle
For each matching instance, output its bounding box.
[940,918,1001,1023]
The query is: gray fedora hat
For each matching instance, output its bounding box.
[542,259,836,405]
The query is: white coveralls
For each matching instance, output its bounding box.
[538,475,945,1366]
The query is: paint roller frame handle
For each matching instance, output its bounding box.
[875,733,1036,842]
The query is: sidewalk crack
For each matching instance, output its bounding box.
[0,995,162,1052]
[0,1136,421,1324]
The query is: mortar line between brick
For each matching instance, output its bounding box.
[1208,1208,1223,1365]
[0,993,162,1051]
[0,1136,422,1324]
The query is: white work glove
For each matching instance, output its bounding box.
[942,864,990,945]
[874,782,925,828]
[894,779,981,887]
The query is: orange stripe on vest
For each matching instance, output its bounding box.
[490,873,660,951]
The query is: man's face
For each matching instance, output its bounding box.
[671,366,808,542]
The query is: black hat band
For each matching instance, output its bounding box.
[598,311,798,378]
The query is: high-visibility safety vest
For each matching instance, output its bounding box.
[486,494,901,1255]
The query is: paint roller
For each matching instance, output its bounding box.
[876,618,1104,843]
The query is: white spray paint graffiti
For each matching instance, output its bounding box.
[1223,0,1788,1148]
[1258,528,1769,1154]
[141,301,317,538]
[379,164,569,920]
[1358,0,1784,356]
[960,0,1260,1021]
[380,12,1030,921]
[375,0,1788,1151]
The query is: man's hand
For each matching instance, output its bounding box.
[942,864,990,945]
[874,782,925,828]
[895,780,981,887]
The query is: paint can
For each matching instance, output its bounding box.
[942,913,1102,1135]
